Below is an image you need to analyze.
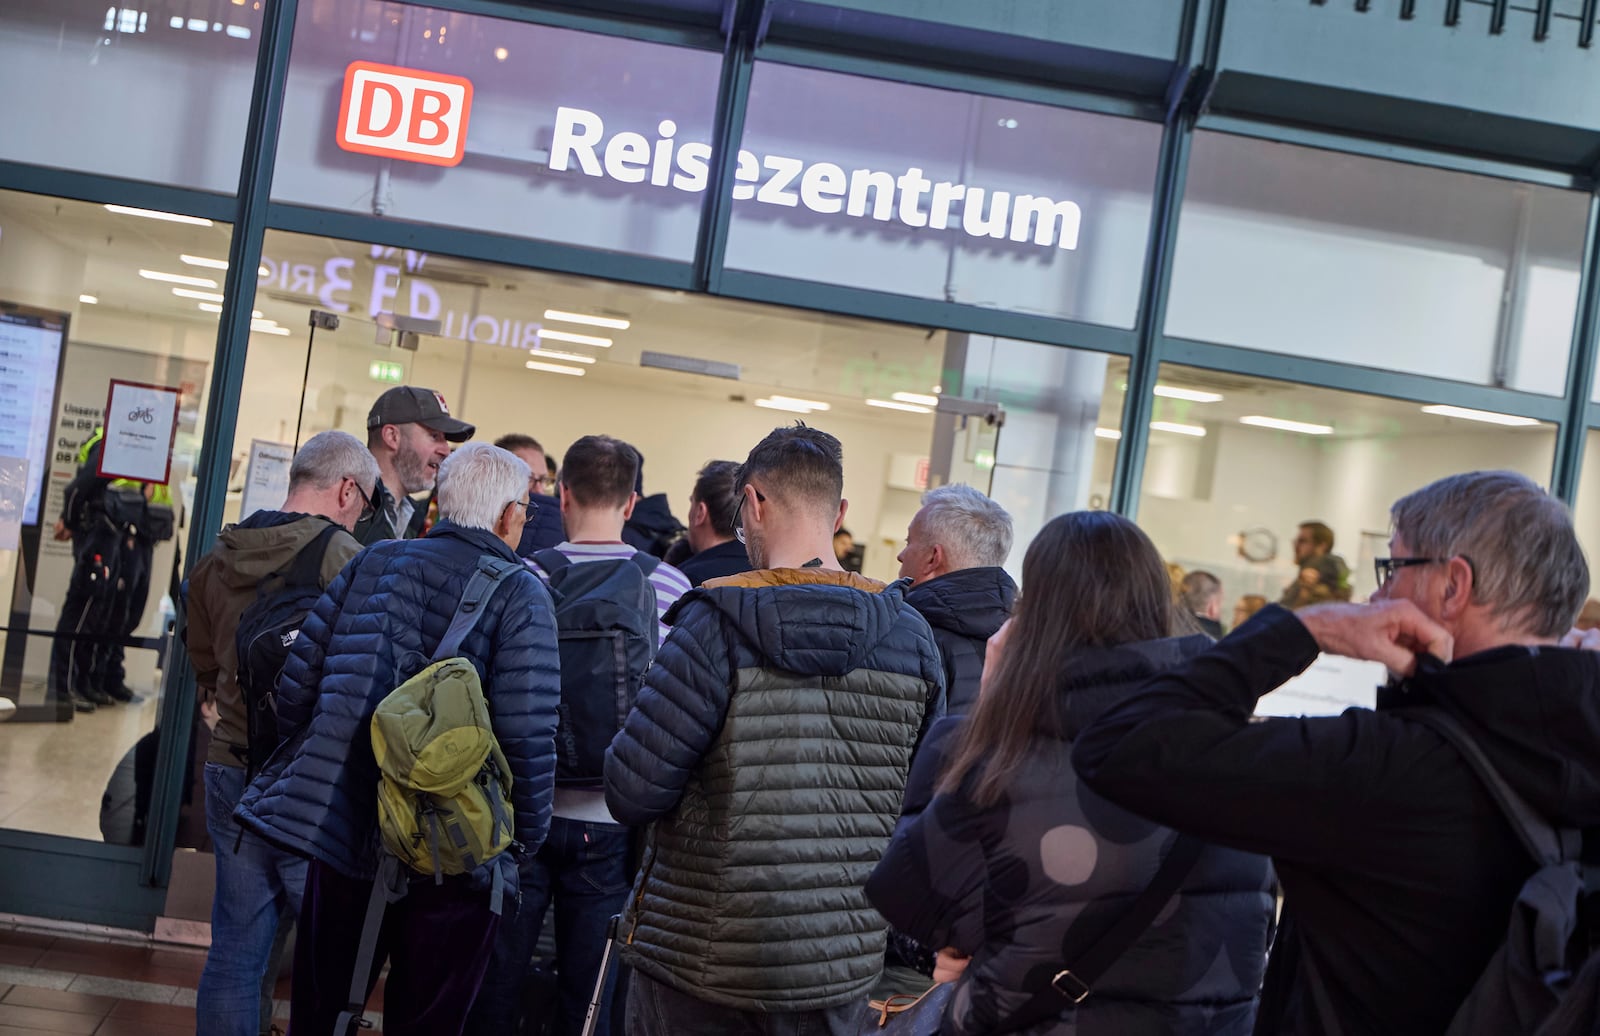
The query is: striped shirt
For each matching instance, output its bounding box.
[525,541,691,647]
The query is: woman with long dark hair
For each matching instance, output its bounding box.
[868,511,1274,1035]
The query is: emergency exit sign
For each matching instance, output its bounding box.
[369,361,403,383]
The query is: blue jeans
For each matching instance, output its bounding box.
[196,762,308,1036]
[468,817,633,1036]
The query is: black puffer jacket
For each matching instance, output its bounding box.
[870,635,1275,1036]
[235,522,561,881]
[604,568,946,1012]
[904,567,1018,714]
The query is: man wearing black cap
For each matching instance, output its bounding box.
[355,386,474,545]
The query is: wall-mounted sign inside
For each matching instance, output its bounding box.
[98,379,180,484]
[336,61,474,167]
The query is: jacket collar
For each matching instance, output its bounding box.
[425,518,520,564]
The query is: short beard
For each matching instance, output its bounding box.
[744,529,767,570]
[395,445,436,496]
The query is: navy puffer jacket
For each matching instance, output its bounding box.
[235,522,561,881]
[904,566,1018,714]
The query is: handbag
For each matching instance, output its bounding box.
[861,981,955,1034]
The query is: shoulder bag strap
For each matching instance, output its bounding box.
[283,522,342,589]
[532,547,571,576]
[1005,834,1205,1031]
[431,556,520,663]
[630,552,661,579]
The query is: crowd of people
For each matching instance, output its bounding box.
[172,382,1600,1036]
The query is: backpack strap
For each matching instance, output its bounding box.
[1409,709,1579,867]
[629,552,660,579]
[283,522,342,589]
[334,854,407,1034]
[532,548,572,576]
[431,556,521,664]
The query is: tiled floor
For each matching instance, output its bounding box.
[0,922,385,1035]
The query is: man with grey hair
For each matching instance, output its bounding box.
[897,483,1018,713]
[1180,569,1225,637]
[1074,470,1600,1035]
[236,442,562,1035]
[189,429,375,1036]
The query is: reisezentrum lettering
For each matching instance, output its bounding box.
[549,106,1083,251]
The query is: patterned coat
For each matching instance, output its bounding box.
[868,635,1275,1035]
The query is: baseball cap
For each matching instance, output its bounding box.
[366,386,475,442]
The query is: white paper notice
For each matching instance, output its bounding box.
[0,455,27,551]
[99,380,180,484]
[240,440,294,520]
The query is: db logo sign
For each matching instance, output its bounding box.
[336,62,473,167]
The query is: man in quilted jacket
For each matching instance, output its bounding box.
[235,442,561,1036]
[604,423,946,1035]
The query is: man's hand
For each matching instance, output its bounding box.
[1296,600,1452,676]
[933,947,970,984]
[51,520,71,542]
[1561,627,1600,651]
[199,698,219,732]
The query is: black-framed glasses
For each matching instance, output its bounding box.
[732,486,766,545]
[1374,556,1447,587]
[511,497,534,522]
[349,478,375,523]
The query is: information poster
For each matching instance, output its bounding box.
[0,305,68,524]
[240,439,293,520]
[98,380,180,484]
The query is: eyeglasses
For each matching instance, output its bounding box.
[732,486,766,545]
[1374,556,1448,587]
[531,475,555,494]
[510,497,534,522]
[349,478,375,523]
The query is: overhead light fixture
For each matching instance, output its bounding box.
[543,309,630,331]
[526,360,586,377]
[1149,421,1206,437]
[539,329,613,348]
[141,269,218,288]
[1239,415,1334,435]
[198,303,262,317]
[250,318,289,336]
[104,204,214,227]
[1420,404,1540,428]
[172,287,225,302]
[180,254,230,270]
[1094,427,1122,440]
[1154,385,1224,403]
[756,396,830,414]
[892,392,940,407]
[867,398,933,414]
[258,264,270,278]
[78,294,98,305]
[527,348,596,365]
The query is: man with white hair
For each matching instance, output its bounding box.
[236,443,561,1036]
[1074,470,1600,1035]
[897,483,1018,713]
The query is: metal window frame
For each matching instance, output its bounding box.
[5,0,1600,928]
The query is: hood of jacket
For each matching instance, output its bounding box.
[1057,634,1217,740]
[681,568,913,677]
[1379,645,1600,827]
[210,513,344,591]
[903,566,1017,641]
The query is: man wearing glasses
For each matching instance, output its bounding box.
[187,430,377,1036]
[494,432,565,555]
[1073,470,1600,1036]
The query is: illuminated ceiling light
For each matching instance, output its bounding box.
[766,395,830,412]
[867,398,933,414]
[78,294,98,305]
[104,204,214,227]
[526,360,586,377]
[1149,421,1206,437]
[258,264,270,278]
[543,309,631,331]
[1154,385,1224,403]
[756,398,823,414]
[141,269,218,287]
[1094,427,1122,440]
[180,254,230,270]
[172,287,225,302]
[539,329,613,348]
[892,392,940,407]
[493,46,509,61]
[198,303,262,317]
[1239,415,1334,435]
[225,24,251,38]
[1420,404,1540,428]
[251,321,290,336]
[527,348,596,365]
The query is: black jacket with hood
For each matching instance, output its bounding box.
[1072,604,1600,1036]
[904,566,1018,714]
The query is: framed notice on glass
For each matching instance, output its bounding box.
[97,379,180,484]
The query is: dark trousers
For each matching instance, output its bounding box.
[48,528,119,698]
[98,537,152,692]
[288,857,499,1036]
[625,972,859,1036]
[468,817,632,1036]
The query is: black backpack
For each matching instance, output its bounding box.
[532,548,659,788]
[234,524,341,777]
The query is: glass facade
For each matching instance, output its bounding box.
[1,0,1599,929]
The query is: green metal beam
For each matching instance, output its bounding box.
[1550,192,1600,502]
[0,831,165,931]
[0,161,234,223]
[695,0,760,292]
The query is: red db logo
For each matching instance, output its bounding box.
[336,62,473,167]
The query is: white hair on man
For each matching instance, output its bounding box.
[919,483,1014,570]
[436,442,530,531]
[288,430,380,492]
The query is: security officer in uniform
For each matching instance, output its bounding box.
[49,427,121,713]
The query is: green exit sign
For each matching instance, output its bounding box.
[369,361,403,383]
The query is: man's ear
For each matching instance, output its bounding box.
[620,492,639,521]
[834,498,849,532]
[380,424,401,452]
[688,501,707,527]
[1438,555,1475,619]
[927,542,946,575]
